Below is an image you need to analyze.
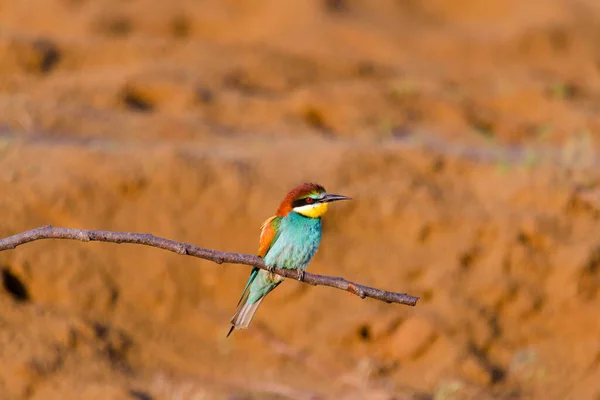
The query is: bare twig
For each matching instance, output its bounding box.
[0,226,419,306]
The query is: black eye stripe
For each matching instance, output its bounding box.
[292,197,318,208]
[292,198,307,208]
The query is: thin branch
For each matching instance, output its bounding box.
[0,226,419,306]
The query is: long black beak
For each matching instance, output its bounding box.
[321,194,352,203]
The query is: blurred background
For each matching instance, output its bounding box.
[1,0,600,398]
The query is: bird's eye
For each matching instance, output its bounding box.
[305,197,314,204]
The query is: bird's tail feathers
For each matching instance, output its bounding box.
[227,268,280,338]
[227,294,264,337]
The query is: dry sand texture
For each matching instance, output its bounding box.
[1,0,600,399]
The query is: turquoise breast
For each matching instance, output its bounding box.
[263,211,322,271]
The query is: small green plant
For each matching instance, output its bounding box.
[549,82,575,100]
[388,78,419,100]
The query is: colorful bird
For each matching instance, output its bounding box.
[227,182,351,337]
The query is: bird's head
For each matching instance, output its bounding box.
[276,182,351,218]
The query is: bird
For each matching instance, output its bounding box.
[227,182,351,337]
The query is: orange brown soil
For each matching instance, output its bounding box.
[1,1,600,399]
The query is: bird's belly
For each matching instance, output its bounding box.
[266,241,319,270]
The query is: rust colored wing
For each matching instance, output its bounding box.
[258,216,282,257]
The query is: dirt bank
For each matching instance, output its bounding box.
[1,1,600,399]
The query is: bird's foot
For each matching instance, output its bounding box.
[296,270,305,282]
[266,264,275,273]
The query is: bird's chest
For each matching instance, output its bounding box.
[264,214,322,270]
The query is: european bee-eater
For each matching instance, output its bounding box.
[227,182,351,337]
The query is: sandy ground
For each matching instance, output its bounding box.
[1,0,600,399]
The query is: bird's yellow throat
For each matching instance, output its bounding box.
[294,202,329,218]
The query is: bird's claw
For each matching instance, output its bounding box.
[296,270,305,282]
